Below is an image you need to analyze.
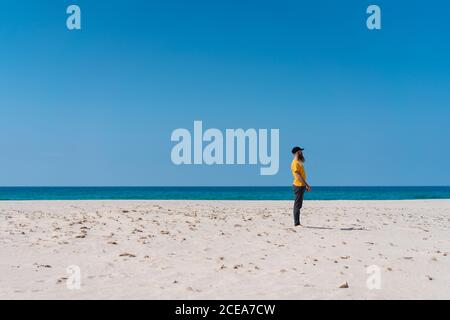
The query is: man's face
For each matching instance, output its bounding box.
[297,150,305,162]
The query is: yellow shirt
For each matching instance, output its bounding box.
[291,159,307,186]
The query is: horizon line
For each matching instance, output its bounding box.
[0,186,449,188]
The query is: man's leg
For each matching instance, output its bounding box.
[293,186,305,226]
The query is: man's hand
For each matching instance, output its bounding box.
[306,184,312,192]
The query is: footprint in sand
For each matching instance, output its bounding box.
[119,253,136,258]
[56,277,68,284]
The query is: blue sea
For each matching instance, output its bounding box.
[0,187,449,201]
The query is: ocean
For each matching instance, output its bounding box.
[0,186,449,201]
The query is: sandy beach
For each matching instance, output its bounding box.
[0,200,449,299]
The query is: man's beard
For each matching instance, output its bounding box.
[298,155,305,162]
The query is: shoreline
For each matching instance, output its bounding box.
[1,198,450,203]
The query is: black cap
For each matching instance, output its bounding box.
[291,146,304,154]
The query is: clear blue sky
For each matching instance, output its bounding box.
[1,0,449,186]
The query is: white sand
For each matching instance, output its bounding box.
[0,200,449,300]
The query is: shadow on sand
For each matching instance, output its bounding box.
[304,226,365,231]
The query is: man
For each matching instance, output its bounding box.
[291,146,311,226]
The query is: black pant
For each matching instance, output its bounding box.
[293,186,306,225]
